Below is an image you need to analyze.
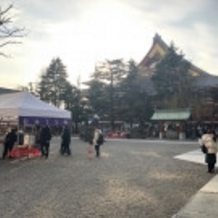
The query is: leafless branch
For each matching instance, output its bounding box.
[0,4,13,16]
[0,26,25,38]
[0,4,26,57]
[0,40,21,47]
[0,4,13,25]
[0,51,10,57]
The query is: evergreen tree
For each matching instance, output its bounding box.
[87,59,127,130]
[87,80,110,119]
[37,57,68,107]
[63,82,86,133]
[151,43,193,108]
[120,59,153,125]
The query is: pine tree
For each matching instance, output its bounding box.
[37,57,68,107]
[151,43,193,108]
[120,59,153,124]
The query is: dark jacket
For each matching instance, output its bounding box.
[62,127,71,144]
[86,126,94,145]
[40,126,52,143]
[5,130,17,145]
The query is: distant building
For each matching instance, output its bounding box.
[0,87,18,95]
[137,33,218,122]
[137,33,218,93]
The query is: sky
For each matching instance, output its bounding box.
[0,0,217,89]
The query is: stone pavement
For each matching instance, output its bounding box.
[173,148,218,218]
[108,138,218,218]
[0,138,217,217]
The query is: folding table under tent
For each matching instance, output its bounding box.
[0,91,71,158]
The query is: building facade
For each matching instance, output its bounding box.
[138,33,218,122]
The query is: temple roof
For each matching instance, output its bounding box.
[139,33,168,68]
[138,33,218,89]
[195,75,218,88]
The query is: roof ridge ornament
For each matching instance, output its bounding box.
[153,33,162,42]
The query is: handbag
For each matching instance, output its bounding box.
[201,144,208,154]
[87,145,94,159]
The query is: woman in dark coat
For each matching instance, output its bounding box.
[202,130,217,173]
[60,126,71,156]
[40,125,52,158]
[2,128,17,159]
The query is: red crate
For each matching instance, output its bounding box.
[9,147,41,158]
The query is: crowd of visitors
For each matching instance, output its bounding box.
[1,121,217,172]
[1,120,104,160]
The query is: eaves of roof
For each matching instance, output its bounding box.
[138,33,168,67]
[194,74,218,88]
[151,109,191,121]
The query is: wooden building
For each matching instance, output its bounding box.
[138,33,218,122]
[0,87,18,95]
[137,34,218,138]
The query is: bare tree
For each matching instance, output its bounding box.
[0,4,25,57]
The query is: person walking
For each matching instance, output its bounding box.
[60,125,71,156]
[201,129,217,173]
[40,125,52,158]
[92,126,104,157]
[85,126,95,159]
[2,128,17,159]
[34,125,41,149]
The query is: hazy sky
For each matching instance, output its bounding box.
[0,0,217,89]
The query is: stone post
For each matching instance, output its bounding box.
[159,122,164,139]
[179,122,186,140]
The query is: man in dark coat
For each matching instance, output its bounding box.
[40,125,52,158]
[60,126,71,156]
[2,128,17,159]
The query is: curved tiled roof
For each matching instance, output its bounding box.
[151,109,191,120]
[195,74,218,88]
[139,33,168,68]
[138,33,218,89]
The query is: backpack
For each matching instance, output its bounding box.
[97,133,104,145]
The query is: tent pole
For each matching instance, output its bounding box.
[17,119,20,146]
[17,118,20,158]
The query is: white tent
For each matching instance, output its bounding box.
[0,91,71,126]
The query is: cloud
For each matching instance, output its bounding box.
[1,0,218,89]
[14,0,95,22]
[122,0,218,74]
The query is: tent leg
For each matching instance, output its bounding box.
[17,122,21,158]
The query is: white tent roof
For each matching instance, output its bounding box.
[0,91,71,119]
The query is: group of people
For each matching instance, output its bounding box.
[35,125,72,158]
[1,125,72,159]
[1,123,104,160]
[3,123,216,172]
[199,129,217,173]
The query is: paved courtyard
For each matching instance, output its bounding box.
[0,138,215,218]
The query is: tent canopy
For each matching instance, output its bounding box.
[0,91,71,126]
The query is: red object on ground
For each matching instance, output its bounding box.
[9,147,41,158]
[106,131,126,138]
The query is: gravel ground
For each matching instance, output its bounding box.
[0,138,215,218]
